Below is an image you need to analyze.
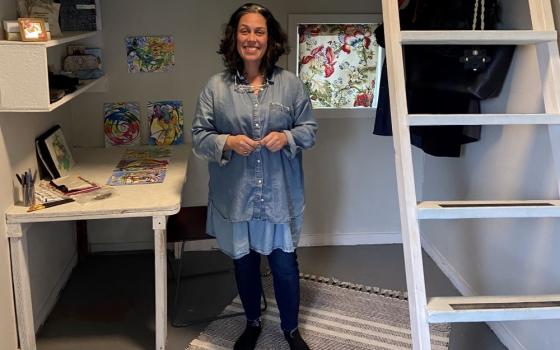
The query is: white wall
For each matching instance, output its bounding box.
[0,1,80,342]
[70,0,424,251]
[0,105,78,341]
[420,1,560,349]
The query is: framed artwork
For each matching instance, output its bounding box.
[147,100,184,145]
[18,17,48,41]
[43,126,75,177]
[288,14,383,118]
[126,35,175,73]
[103,102,141,147]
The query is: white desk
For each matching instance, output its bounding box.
[5,145,191,350]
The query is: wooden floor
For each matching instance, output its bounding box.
[35,245,506,350]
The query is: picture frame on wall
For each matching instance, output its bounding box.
[288,14,383,118]
[18,17,48,41]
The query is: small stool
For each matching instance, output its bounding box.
[166,206,267,327]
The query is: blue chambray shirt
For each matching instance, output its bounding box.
[192,67,318,223]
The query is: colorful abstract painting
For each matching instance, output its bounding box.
[103,102,141,147]
[126,36,175,73]
[298,24,379,108]
[147,100,184,145]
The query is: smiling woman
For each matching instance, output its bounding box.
[191,3,317,350]
[236,13,268,67]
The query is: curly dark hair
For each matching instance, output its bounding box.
[218,3,289,77]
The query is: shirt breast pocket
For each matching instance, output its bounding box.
[268,102,293,130]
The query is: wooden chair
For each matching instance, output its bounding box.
[166,206,267,327]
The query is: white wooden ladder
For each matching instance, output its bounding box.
[381,0,560,348]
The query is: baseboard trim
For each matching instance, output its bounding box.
[299,232,402,246]
[421,236,526,350]
[90,232,403,253]
[35,250,78,333]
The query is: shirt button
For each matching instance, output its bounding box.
[254,104,258,108]
[257,159,261,163]
[255,123,259,127]
[261,199,264,202]
[258,180,262,184]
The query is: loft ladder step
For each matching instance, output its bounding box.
[400,30,557,45]
[428,295,560,323]
[408,113,560,126]
[417,200,560,219]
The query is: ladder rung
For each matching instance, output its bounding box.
[417,200,560,219]
[407,113,560,126]
[400,30,557,45]
[428,295,560,323]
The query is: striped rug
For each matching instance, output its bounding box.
[186,274,450,350]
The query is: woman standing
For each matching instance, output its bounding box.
[191,3,317,349]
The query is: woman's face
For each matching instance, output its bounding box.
[236,12,268,67]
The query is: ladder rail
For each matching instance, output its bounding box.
[382,0,560,349]
[530,0,560,197]
[381,0,431,349]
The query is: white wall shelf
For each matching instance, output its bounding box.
[0,31,106,112]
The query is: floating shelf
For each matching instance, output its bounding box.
[0,31,105,112]
[0,31,98,48]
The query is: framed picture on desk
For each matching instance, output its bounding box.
[36,125,75,179]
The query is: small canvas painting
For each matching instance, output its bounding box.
[126,35,175,73]
[147,100,184,145]
[298,24,380,108]
[103,102,141,147]
[44,127,75,177]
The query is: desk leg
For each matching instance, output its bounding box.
[153,216,167,350]
[7,224,37,350]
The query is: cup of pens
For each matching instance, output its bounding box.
[17,169,36,207]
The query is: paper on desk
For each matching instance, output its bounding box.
[52,175,97,192]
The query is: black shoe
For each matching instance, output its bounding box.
[283,329,310,350]
[234,321,262,350]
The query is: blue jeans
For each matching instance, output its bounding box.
[233,249,300,331]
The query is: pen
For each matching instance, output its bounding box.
[27,198,74,212]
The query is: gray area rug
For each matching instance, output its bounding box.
[186,274,450,350]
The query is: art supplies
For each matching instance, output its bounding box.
[16,169,37,206]
[35,181,67,203]
[27,198,74,212]
[107,169,166,186]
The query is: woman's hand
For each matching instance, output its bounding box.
[261,131,287,152]
[225,135,259,156]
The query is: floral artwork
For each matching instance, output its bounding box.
[103,102,141,147]
[126,36,175,73]
[298,24,379,108]
[147,100,184,145]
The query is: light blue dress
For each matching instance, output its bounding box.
[192,67,317,259]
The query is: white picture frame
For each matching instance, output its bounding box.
[288,14,384,118]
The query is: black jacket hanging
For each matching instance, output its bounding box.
[373,0,515,157]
